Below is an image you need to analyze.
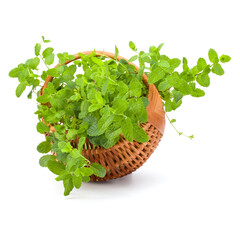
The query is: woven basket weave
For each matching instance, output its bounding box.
[41,51,165,181]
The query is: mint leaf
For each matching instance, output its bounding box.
[9,67,19,78]
[133,124,149,143]
[114,45,119,59]
[90,163,106,178]
[208,48,219,64]
[58,141,73,153]
[196,74,210,87]
[36,122,50,134]
[129,41,136,51]
[80,167,94,176]
[36,94,50,103]
[158,80,172,91]
[47,161,65,175]
[172,90,183,103]
[37,141,52,153]
[47,68,59,77]
[128,55,138,62]
[42,36,51,43]
[148,67,165,84]
[112,99,129,114]
[66,129,78,140]
[91,57,104,66]
[88,103,103,112]
[197,58,207,71]
[73,175,82,189]
[55,173,72,181]
[34,43,41,56]
[45,54,54,65]
[97,114,115,133]
[16,82,27,97]
[212,63,224,75]
[63,178,74,196]
[121,117,133,142]
[220,54,231,63]
[129,79,142,97]
[42,47,54,58]
[39,154,56,167]
[190,88,205,97]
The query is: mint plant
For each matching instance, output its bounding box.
[128,41,231,138]
[9,37,230,196]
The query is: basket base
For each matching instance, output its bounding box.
[81,122,163,181]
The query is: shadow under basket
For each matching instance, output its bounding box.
[41,51,166,181]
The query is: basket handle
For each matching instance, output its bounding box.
[41,51,165,134]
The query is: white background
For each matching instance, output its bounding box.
[0,0,239,239]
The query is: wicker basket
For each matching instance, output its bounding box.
[41,51,165,181]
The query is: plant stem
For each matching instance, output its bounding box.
[39,54,49,69]
[165,112,194,139]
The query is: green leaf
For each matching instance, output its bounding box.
[47,68,59,77]
[196,74,210,87]
[148,67,165,84]
[112,99,129,114]
[45,54,54,65]
[73,175,82,189]
[172,90,183,103]
[114,45,119,59]
[47,161,65,175]
[39,154,56,167]
[91,57,103,66]
[90,163,106,178]
[157,43,164,51]
[191,88,205,97]
[37,141,52,153]
[105,125,121,140]
[208,48,219,64]
[36,94,50,103]
[197,58,207,71]
[55,173,72,181]
[121,117,133,142]
[16,82,27,97]
[212,63,224,75]
[97,114,115,133]
[34,43,41,56]
[128,55,138,62]
[63,178,73,196]
[129,79,142,97]
[170,119,176,123]
[129,41,136,51]
[42,47,54,58]
[158,80,172,91]
[80,167,94,176]
[88,103,103,112]
[133,124,149,143]
[42,36,51,43]
[220,54,231,63]
[58,141,73,153]
[95,91,104,105]
[9,67,19,78]
[66,129,78,140]
[159,60,170,68]
[36,122,50,134]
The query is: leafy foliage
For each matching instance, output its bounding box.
[9,37,230,196]
[128,41,231,139]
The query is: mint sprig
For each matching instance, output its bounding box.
[9,37,231,195]
[128,41,231,139]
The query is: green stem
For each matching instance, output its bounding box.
[39,54,49,70]
[165,112,194,139]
